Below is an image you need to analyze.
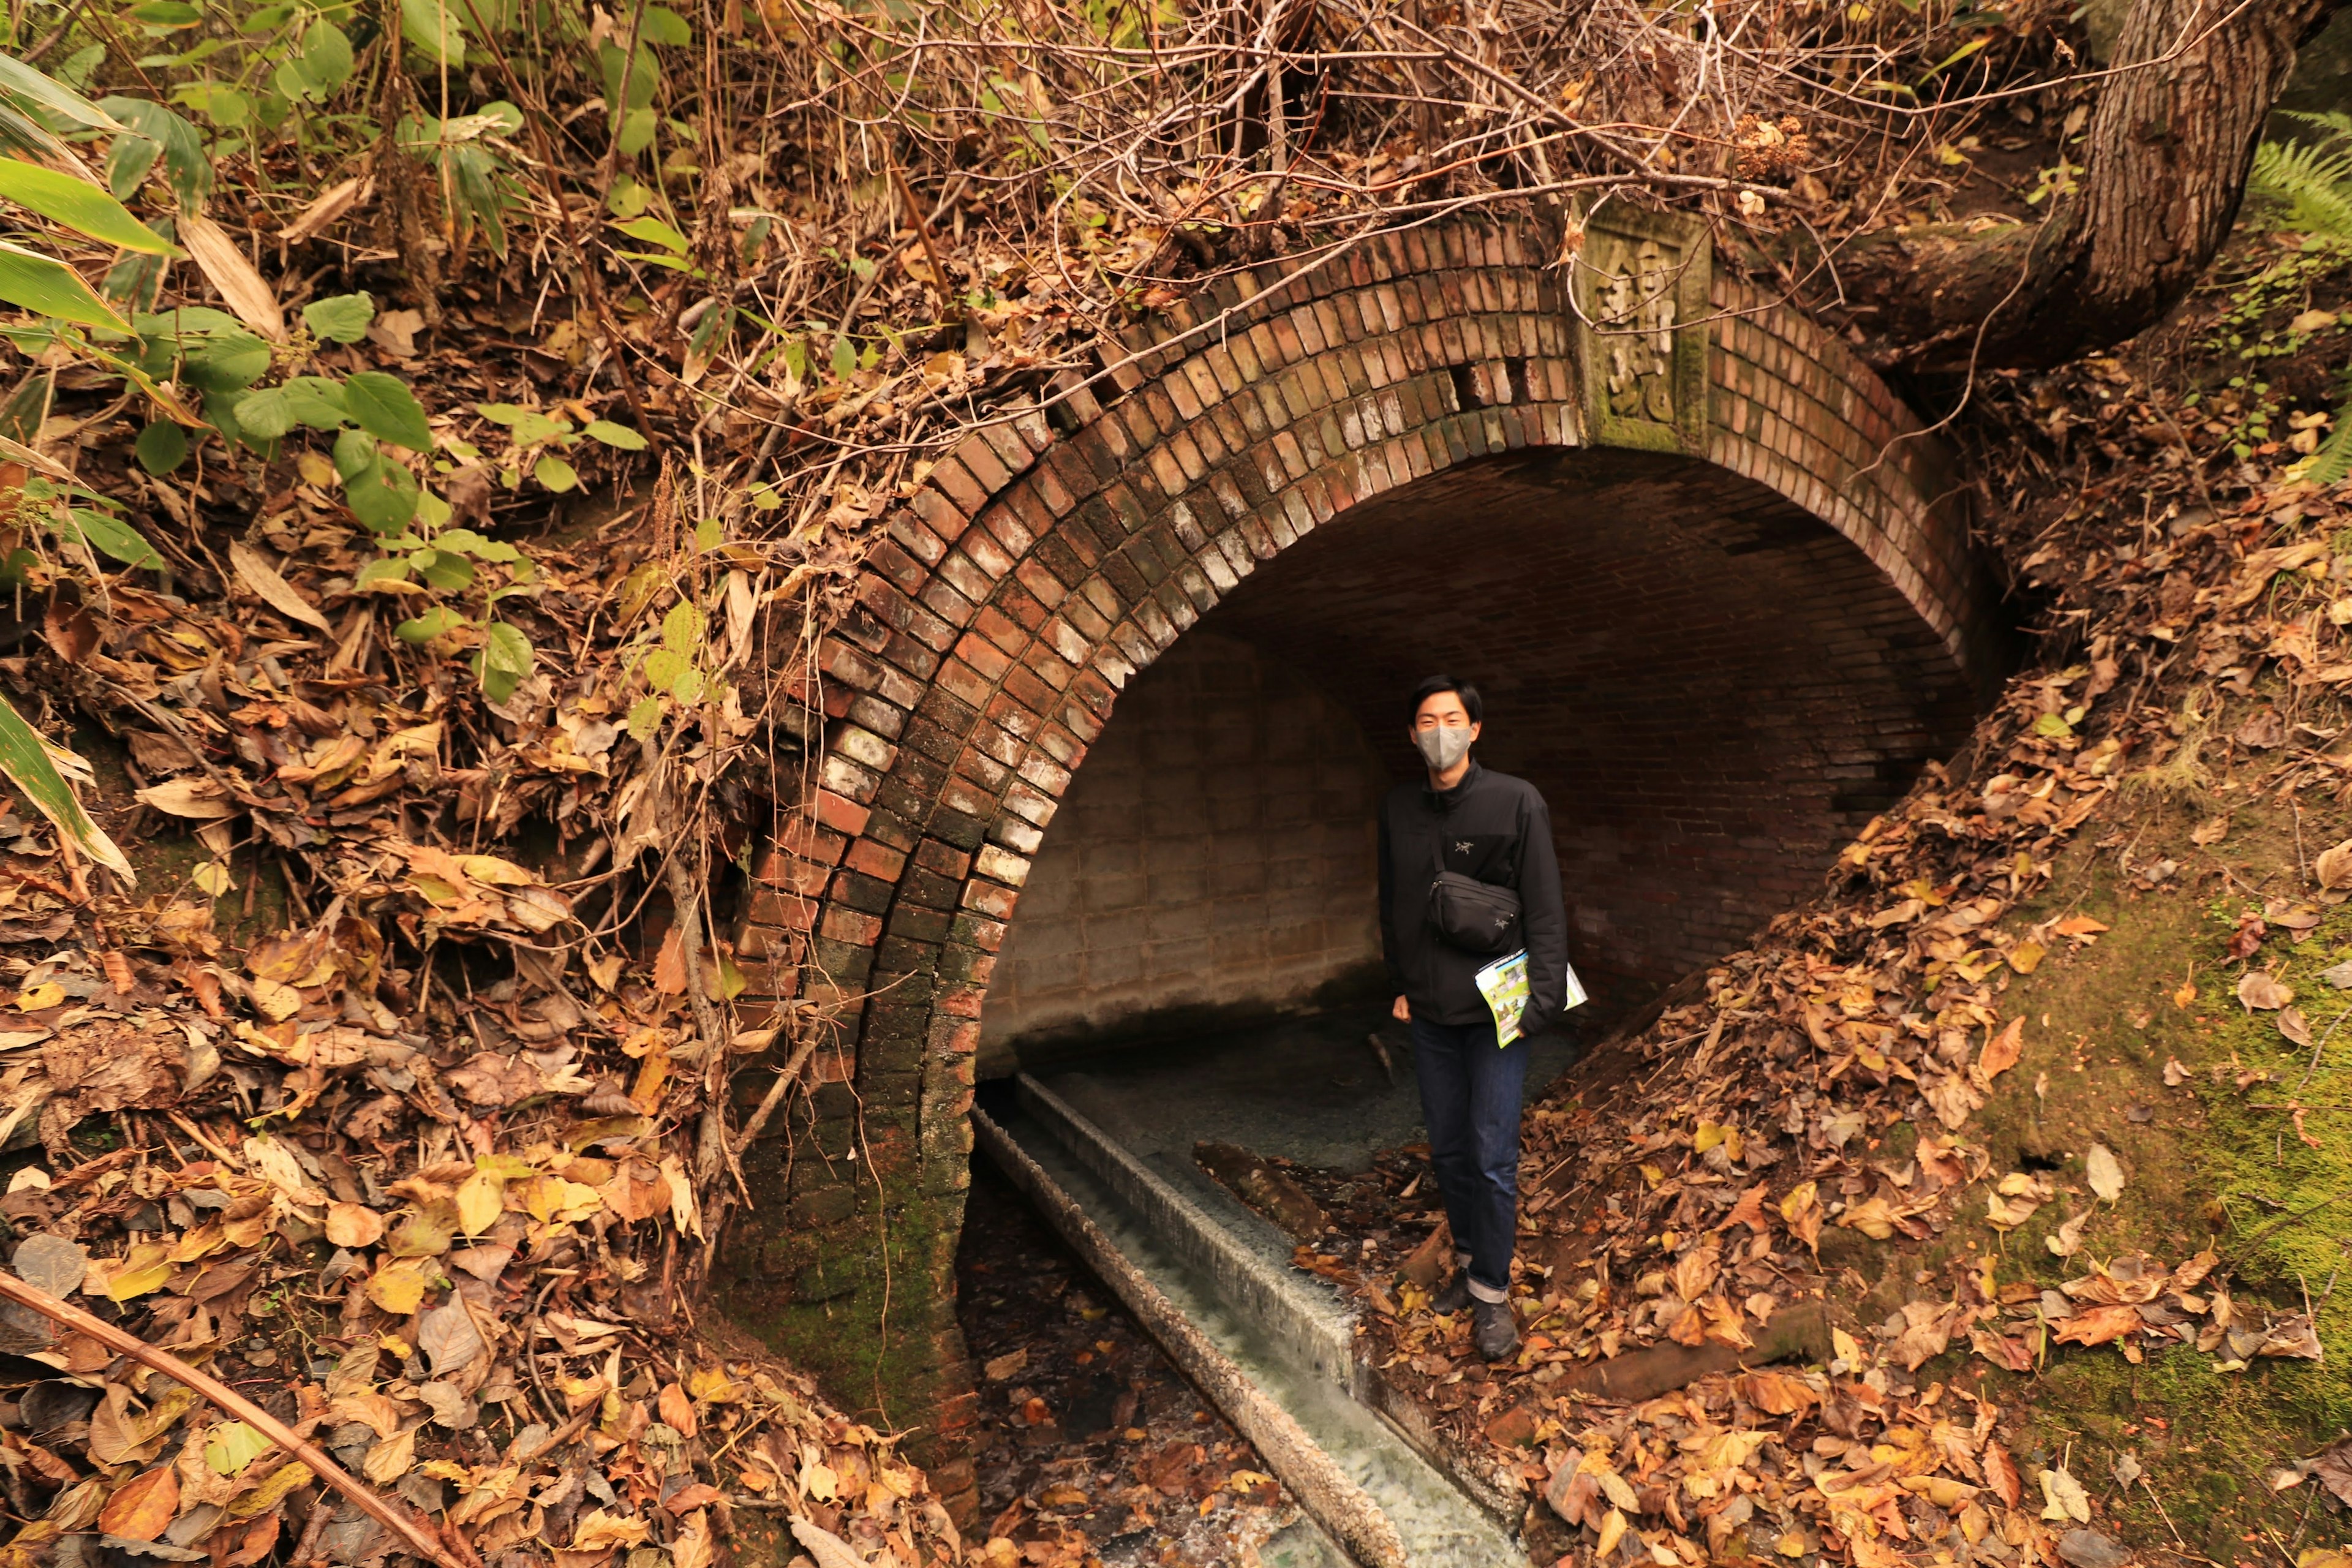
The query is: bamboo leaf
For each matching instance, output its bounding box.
[0,688,133,884]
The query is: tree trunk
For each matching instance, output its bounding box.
[1822,0,2333,375]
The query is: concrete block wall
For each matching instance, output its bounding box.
[977,631,1385,1065]
[712,219,2004,1466]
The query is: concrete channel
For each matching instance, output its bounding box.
[971,1019,1569,1567]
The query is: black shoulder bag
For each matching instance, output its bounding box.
[1427,840,1522,955]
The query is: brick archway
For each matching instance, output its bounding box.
[717,220,2002,1448]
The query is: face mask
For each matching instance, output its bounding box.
[1414,725,1473,772]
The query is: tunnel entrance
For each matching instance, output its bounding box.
[979,444,1979,1076]
[719,219,2006,1507]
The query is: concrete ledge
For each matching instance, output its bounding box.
[971,1106,1406,1568]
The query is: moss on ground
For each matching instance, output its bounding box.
[1913,768,2352,1559]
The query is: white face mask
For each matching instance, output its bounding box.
[1414,725,1474,772]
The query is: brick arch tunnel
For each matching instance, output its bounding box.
[715,217,2007,1465]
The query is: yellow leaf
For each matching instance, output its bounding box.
[1597,1508,1628,1561]
[105,1242,173,1301]
[362,1428,417,1485]
[366,1262,429,1315]
[456,1171,504,1237]
[2007,940,2044,974]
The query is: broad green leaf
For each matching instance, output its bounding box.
[662,598,700,654]
[343,457,417,532]
[353,556,412,588]
[100,97,209,214]
[171,80,250,127]
[233,383,295,440]
[473,401,524,424]
[204,1422,270,1477]
[301,290,372,342]
[830,334,854,380]
[582,418,645,450]
[280,375,349,429]
[435,528,520,562]
[617,108,657,157]
[477,620,532,701]
[508,409,569,446]
[399,0,466,64]
[642,646,686,693]
[131,1,205,28]
[0,368,50,442]
[615,248,690,272]
[296,22,353,93]
[409,547,474,590]
[626,693,661,735]
[0,689,130,883]
[0,160,171,253]
[609,215,685,253]
[532,453,577,491]
[0,240,124,328]
[59,507,162,570]
[331,425,375,480]
[134,418,186,473]
[395,606,466,644]
[691,514,720,551]
[635,4,690,44]
[181,331,270,393]
[0,52,122,130]
[342,371,432,449]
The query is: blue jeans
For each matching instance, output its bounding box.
[1408,1017,1531,1301]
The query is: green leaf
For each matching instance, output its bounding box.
[233,384,295,440]
[180,330,269,393]
[532,453,577,491]
[281,375,349,429]
[408,546,474,590]
[342,371,432,449]
[399,0,467,63]
[395,606,465,643]
[204,1422,270,1477]
[134,418,186,473]
[130,1,205,28]
[58,506,162,570]
[296,21,353,94]
[170,80,250,127]
[643,646,686,693]
[477,620,532,701]
[692,514,721,551]
[617,108,658,157]
[331,425,377,480]
[100,97,209,214]
[508,409,570,446]
[473,402,526,424]
[353,556,411,589]
[829,334,855,380]
[582,418,645,450]
[0,369,51,443]
[0,160,171,253]
[0,688,130,884]
[662,598,700,655]
[0,240,124,328]
[609,214,686,253]
[635,4,690,45]
[301,291,372,343]
[0,52,123,130]
[626,693,662,735]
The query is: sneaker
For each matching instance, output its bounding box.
[1430,1272,1472,1316]
[1472,1298,1519,1361]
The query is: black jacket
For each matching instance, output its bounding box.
[1378,761,1570,1034]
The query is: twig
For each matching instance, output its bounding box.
[729,1032,822,1157]
[0,1270,471,1568]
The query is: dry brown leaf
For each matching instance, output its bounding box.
[179,212,285,341]
[1979,1017,2024,1080]
[278,174,374,244]
[2239,970,2294,1011]
[228,542,331,631]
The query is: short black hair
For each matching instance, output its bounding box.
[1409,674,1482,724]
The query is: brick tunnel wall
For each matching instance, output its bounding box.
[714,221,2005,1477]
[976,631,1385,1068]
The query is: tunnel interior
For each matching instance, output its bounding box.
[978,445,1984,1074]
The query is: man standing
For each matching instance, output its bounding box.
[1377,676,1569,1360]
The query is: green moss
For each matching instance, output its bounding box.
[1965,788,2352,1555]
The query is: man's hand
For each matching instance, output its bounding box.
[1391,995,1411,1022]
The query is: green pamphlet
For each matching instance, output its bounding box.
[1474,950,1589,1046]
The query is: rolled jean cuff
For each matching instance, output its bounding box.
[1467,1275,1509,1305]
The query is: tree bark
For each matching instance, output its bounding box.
[1821,0,2335,375]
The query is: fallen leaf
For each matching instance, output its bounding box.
[2085,1143,2125,1202]
[2317,838,2352,891]
[1979,1017,2024,1080]
[228,542,331,631]
[325,1202,385,1249]
[2040,1464,2092,1524]
[179,212,285,341]
[2239,970,2294,1011]
[97,1465,178,1540]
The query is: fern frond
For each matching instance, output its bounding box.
[2299,410,2352,488]
[2250,135,2352,244]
